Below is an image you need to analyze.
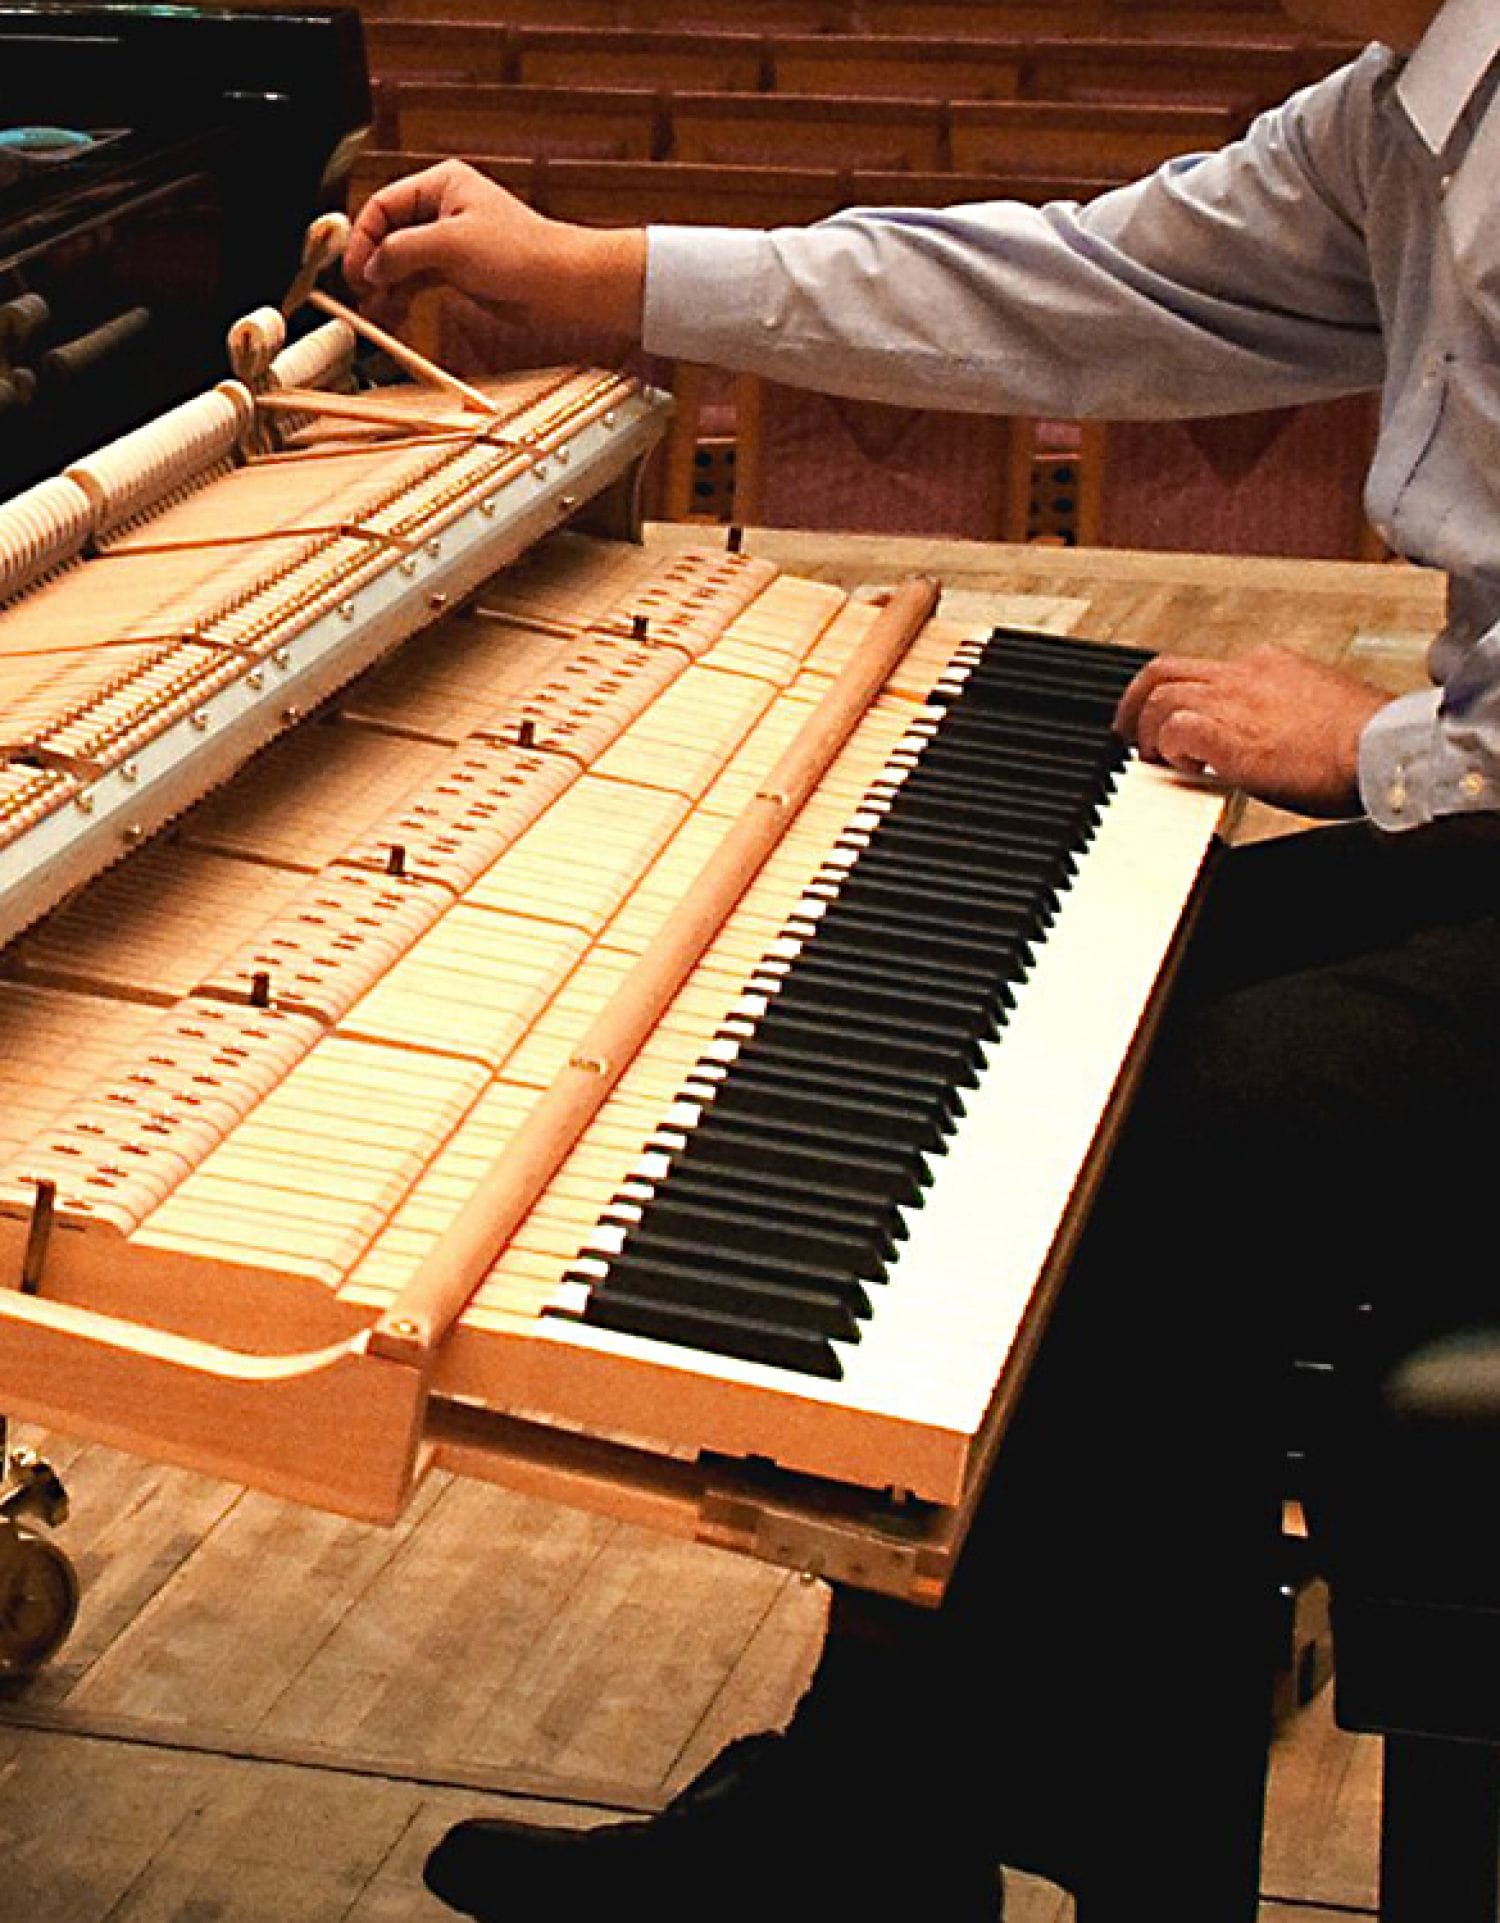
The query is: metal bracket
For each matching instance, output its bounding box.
[0,1447,69,1531]
[698,1472,940,1602]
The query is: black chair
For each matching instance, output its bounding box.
[1310,1310,1500,1923]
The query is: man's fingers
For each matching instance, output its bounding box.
[1129,671,1223,762]
[359,219,463,292]
[1156,709,1233,779]
[346,163,468,289]
[1114,655,1217,742]
[1114,645,1385,815]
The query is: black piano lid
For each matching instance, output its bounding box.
[0,4,371,494]
[0,5,370,232]
[0,5,370,130]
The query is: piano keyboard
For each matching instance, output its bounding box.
[558,629,1157,1380]
[418,619,1224,1506]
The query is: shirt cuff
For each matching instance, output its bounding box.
[643,225,776,365]
[1358,687,1500,830]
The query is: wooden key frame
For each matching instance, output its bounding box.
[0,574,947,1546]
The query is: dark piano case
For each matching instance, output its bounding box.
[0,2,370,495]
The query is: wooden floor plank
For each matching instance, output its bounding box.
[1260,1912,1374,1922]
[101,1764,435,1923]
[62,1477,450,1729]
[0,1729,228,1923]
[431,1518,795,1792]
[338,1788,600,1923]
[1262,1687,1382,1914]
[666,1569,828,1794]
[1005,1870,1074,1920]
[250,1474,618,1770]
[7,1436,245,1709]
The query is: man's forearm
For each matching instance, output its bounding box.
[533,223,647,337]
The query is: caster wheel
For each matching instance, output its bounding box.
[0,1522,79,1676]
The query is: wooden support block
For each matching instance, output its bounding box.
[0,1290,426,1523]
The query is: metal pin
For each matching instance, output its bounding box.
[386,844,407,877]
[248,970,272,1009]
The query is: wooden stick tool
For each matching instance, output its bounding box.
[280,213,500,418]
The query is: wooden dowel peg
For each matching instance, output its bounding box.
[20,1180,55,1295]
[255,388,476,439]
[249,971,273,1009]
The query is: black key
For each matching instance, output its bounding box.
[655,1115,927,1209]
[755,971,991,1055]
[631,1166,901,1264]
[637,1153,912,1247]
[686,1080,942,1179]
[699,1058,952,1154]
[610,1193,890,1285]
[842,818,1076,889]
[730,1029,967,1126]
[602,1229,874,1317]
[795,899,1037,983]
[824,868,1058,939]
[572,1290,843,1380]
[573,1250,864,1342]
[744,1003,982,1090]
[759,954,1007,1031]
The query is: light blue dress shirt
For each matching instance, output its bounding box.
[642,0,1500,830]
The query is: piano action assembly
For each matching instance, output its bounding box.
[0,208,1228,1675]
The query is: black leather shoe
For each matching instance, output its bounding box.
[425,1731,1004,1920]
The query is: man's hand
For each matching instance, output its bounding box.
[1114,644,1392,816]
[344,159,648,338]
